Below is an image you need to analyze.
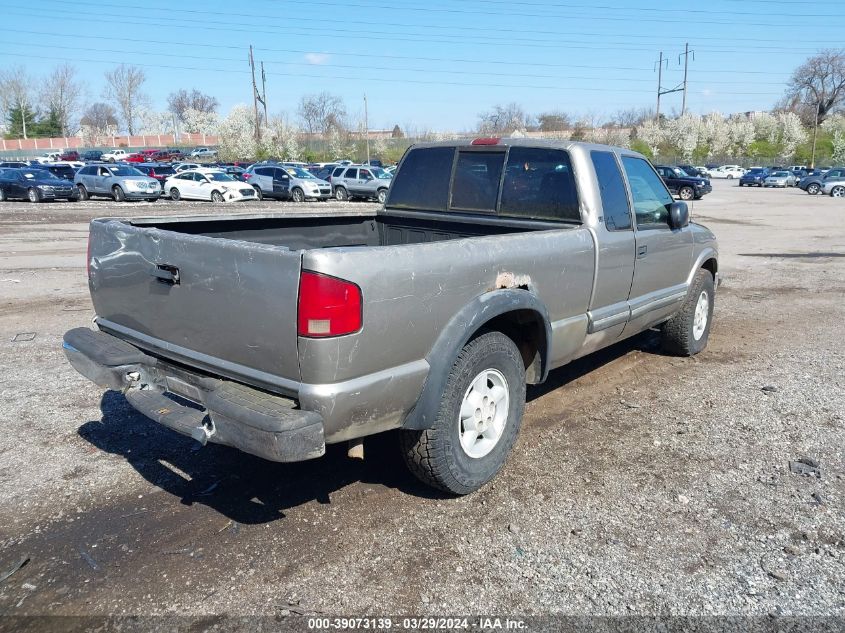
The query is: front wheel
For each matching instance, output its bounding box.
[678,186,694,201]
[376,188,387,204]
[77,184,89,201]
[807,183,821,195]
[252,186,263,201]
[28,187,41,203]
[291,187,305,203]
[211,190,224,203]
[169,187,181,201]
[831,185,845,198]
[661,268,715,356]
[0,188,6,202]
[112,185,125,202]
[727,174,734,180]
[335,186,349,201]
[400,331,526,495]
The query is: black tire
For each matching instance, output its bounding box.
[727,175,734,180]
[400,331,526,495]
[807,183,821,195]
[335,186,349,201]
[28,187,41,203]
[661,268,715,356]
[291,187,305,203]
[170,187,181,201]
[377,188,387,204]
[252,186,263,201]
[211,190,224,203]
[112,185,125,202]
[0,188,6,202]
[108,158,115,163]
[77,184,89,201]
[679,186,694,201]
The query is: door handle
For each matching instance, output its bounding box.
[637,245,648,259]
[152,263,180,285]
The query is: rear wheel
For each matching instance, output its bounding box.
[252,186,263,201]
[377,188,387,204]
[831,185,845,198]
[291,187,305,203]
[661,268,714,356]
[679,186,694,201]
[400,331,526,495]
[112,185,125,202]
[0,188,6,202]
[727,174,734,180]
[77,184,89,201]
[335,186,349,201]
[169,187,181,201]
[807,183,821,195]
[28,187,41,203]
[211,190,224,203]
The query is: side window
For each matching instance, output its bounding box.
[332,167,345,177]
[359,169,372,180]
[620,156,674,228]
[99,167,110,176]
[500,147,580,222]
[255,167,271,177]
[274,168,289,180]
[450,151,505,212]
[344,168,358,179]
[590,151,631,231]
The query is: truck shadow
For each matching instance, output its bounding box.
[77,329,659,524]
[78,390,442,525]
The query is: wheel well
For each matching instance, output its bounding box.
[701,257,718,279]
[473,309,547,384]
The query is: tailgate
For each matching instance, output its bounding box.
[88,219,302,393]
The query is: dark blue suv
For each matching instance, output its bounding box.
[739,168,769,187]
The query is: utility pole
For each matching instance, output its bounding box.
[260,61,268,123]
[811,101,820,168]
[364,93,370,165]
[655,49,685,122]
[249,46,261,143]
[679,43,695,115]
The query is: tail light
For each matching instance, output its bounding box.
[297,271,361,338]
[471,137,500,145]
[243,173,252,180]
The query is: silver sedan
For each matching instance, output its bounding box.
[763,171,797,187]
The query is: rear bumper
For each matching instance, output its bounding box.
[62,328,325,462]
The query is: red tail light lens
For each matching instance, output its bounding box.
[471,137,500,145]
[297,271,362,338]
[243,173,252,179]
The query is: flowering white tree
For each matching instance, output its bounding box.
[776,111,807,160]
[263,115,301,161]
[327,126,352,159]
[727,115,755,156]
[665,113,701,160]
[217,105,257,161]
[753,112,779,146]
[635,119,664,155]
[136,109,173,135]
[699,112,729,158]
[182,107,219,135]
[822,115,845,163]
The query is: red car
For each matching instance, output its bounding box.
[59,150,80,161]
[138,149,160,159]
[125,153,146,163]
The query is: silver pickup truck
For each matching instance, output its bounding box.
[63,139,718,495]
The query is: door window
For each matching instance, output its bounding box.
[621,156,673,229]
[359,169,372,180]
[590,151,631,231]
[344,168,358,180]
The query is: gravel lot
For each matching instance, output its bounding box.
[0,181,843,622]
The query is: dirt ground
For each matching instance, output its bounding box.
[0,181,843,624]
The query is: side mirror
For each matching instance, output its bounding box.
[668,201,690,229]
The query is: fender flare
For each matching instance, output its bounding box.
[402,289,552,430]
[688,247,718,285]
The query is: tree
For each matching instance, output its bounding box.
[665,114,700,161]
[635,119,664,155]
[4,105,37,139]
[782,49,845,125]
[167,89,219,122]
[777,111,807,159]
[103,64,149,134]
[137,110,173,135]
[298,92,347,135]
[478,103,529,134]
[263,115,301,161]
[40,64,83,136]
[182,108,220,135]
[391,124,403,138]
[611,107,655,128]
[218,105,258,161]
[80,102,119,143]
[0,66,34,139]
[537,112,570,132]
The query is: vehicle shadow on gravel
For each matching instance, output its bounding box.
[77,391,445,526]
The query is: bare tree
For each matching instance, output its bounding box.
[40,64,84,136]
[103,64,149,134]
[477,103,529,134]
[167,89,219,122]
[782,49,845,125]
[536,111,571,132]
[0,66,34,139]
[80,102,119,138]
[297,92,347,135]
[610,107,655,128]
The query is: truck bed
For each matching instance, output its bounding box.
[126,210,571,250]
